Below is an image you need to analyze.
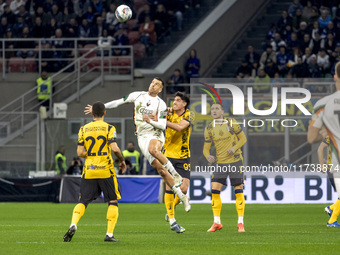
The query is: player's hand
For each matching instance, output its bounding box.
[207,155,216,163]
[149,114,158,121]
[142,115,150,123]
[167,107,173,115]
[119,161,127,174]
[84,104,92,115]
[227,148,235,155]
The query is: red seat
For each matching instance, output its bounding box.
[81,44,98,58]
[24,58,37,72]
[126,19,139,32]
[0,59,3,73]
[128,31,140,44]
[8,57,24,72]
[117,57,131,74]
[133,43,146,61]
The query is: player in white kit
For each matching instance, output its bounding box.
[308,62,340,226]
[85,78,191,212]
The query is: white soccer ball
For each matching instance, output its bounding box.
[115,5,132,22]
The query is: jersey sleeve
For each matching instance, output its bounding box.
[204,124,212,143]
[230,118,242,134]
[105,91,142,109]
[78,126,84,146]
[310,98,326,129]
[108,125,117,144]
[183,110,195,125]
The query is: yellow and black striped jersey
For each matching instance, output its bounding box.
[323,136,332,169]
[163,109,194,159]
[78,120,117,179]
[204,118,244,164]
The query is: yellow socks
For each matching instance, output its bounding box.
[173,195,181,207]
[235,189,245,218]
[329,199,340,211]
[71,203,86,226]
[107,203,119,234]
[211,190,222,223]
[164,191,175,220]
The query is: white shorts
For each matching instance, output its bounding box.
[137,134,165,165]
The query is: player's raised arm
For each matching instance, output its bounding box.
[144,103,167,130]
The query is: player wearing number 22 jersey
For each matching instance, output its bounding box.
[64,102,126,242]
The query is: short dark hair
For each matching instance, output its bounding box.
[154,77,164,87]
[175,92,190,110]
[92,101,105,117]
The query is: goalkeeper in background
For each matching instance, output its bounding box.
[203,104,247,233]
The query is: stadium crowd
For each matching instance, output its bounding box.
[236,0,340,91]
[0,0,200,72]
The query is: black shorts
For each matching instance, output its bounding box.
[79,175,121,204]
[211,160,244,186]
[168,157,190,179]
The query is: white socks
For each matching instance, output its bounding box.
[164,161,178,176]
[169,218,176,225]
[214,216,221,224]
[238,216,244,224]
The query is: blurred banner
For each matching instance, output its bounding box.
[59,176,162,203]
[189,172,337,204]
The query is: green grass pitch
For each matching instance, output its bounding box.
[0,203,338,255]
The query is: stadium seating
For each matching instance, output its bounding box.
[81,44,98,58]
[24,58,37,72]
[133,0,147,14]
[8,57,24,73]
[128,31,141,45]
[127,19,139,32]
[133,43,146,61]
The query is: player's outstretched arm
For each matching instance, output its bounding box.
[77,145,87,158]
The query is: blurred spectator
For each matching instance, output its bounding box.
[0,1,5,16]
[324,32,336,55]
[267,23,277,40]
[10,0,24,15]
[122,142,142,175]
[43,0,53,13]
[90,16,104,38]
[297,21,310,41]
[277,46,291,76]
[318,9,332,29]
[333,5,340,29]
[91,0,103,16]
[308,55,322,77]
[167,68,185,93]
[55,145,67,175]
[302,0,313,19]
[82,5,95,25]
[36,70,52,108]
[41,42,54,72]
[65,18,78,39]
[303,47,316,64]
[16,26,35,59]
[292,8,308,32]
[106,3,118,26]
[138,4,153,25]
[245,45,260,67]
[254,69,271,93]
[0,16,8,38]
[264,58,278,78]
[31,17,45,38]
[310,31,323,54]
[12,16,25,37]
[300,33,312,54]
[311,20,321,40]
[277,10,292,33]
[139,16,156,49]
[325,21,340,41]
[185,49,200,82]
[44,18,58,38]
[2,4,15,24]
[271,32,286,52]
[287,32,300,51]
[4,28,15,60]
[153,4,171,39]
[62,6,76,25]
[236,60,252,78]
[33,6,50,27]
[291,56,309,77]
[165,1,185,31]
[67,156,83,175]
[48,4,63,27]
[309,7,320,24]
[260,45,276,69]
[281,24,293,42]
[291,47,302,64]
[288,0,303,17]
[79,18,91,45]
[113,28,129,56]
[317,48,330,75]
[17,4,31,27]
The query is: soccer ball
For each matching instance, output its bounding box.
[115,5,132,22]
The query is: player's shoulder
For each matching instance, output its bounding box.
[314,94,334,111]
[124,91,145,100]
[205,120,214,131]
